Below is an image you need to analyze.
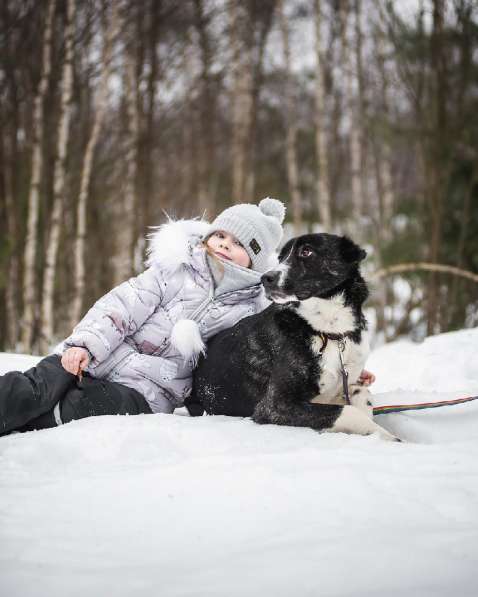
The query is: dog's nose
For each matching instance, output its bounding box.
[261,271,280,287]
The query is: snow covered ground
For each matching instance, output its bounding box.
[1,328,478,597]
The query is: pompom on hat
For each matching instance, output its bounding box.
[208,198,286,272]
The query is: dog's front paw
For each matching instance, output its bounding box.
[349,384,373,419]
[331,405,401,441]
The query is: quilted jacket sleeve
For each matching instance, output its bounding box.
[63,266,166,367]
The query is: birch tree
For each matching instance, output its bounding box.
[71,1,121,326]
[193,0,216,216]
[139,0,161,246]
[279,0,302,233]
[314,0,331,230]
[179,40,196,207]
[230,0,254,204]
[246,1,277,201]
[21,0,56,351]
[426,0,448,334]
[338,0,363,223]
[353,0,368,215]
[0,111,18,347]
[370,7,398,339]
[0,0,21,349]
[373,19,395,241]
[113,15,140,285]
[40,0,76,352]
[229,0,276,204]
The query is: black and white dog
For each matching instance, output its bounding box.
[187,233,399,441]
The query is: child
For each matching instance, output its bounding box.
[0,198,286,435]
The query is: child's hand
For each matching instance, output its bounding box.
[358,369,376,386]
[61,347,90,379]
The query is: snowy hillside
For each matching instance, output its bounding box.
[1,328,478,597]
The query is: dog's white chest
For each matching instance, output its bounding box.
[311,334,370,402]
[297,295,356,335]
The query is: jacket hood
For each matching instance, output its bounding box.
[145,217,280,274]
[146,218,211,274]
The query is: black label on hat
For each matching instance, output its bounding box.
[249,238,261,255]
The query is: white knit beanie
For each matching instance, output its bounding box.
[208,198,286,272]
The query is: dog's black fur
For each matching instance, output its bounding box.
[186,233,398,440]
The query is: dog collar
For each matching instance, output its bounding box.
[323,331,352,341]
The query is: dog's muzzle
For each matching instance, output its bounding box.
[261,271,298,304]
[261,271,281,290]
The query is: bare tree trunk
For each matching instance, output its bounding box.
[314,0,331,230]
[353,0,368,208]
[372,15,396,340]
[0,112,19,348]
[5,185,19,350]
[279,0,302,233]
[21,0,56,351]
[179,44,196,208]
[71,2,120,326]
[132,4,147,271]
[230,0,254,204]
[338,0,363,222]
[245,2,276,202]
[448,166,477,325]
[113,47,139,284]
[370,137,389,340]
[139,0,160,242]
[374,26,395,237]
[1,0,21,350]
[40,0,76,353]
[193,0,216,217]
[426,0,448,335]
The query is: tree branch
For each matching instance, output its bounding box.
[371,263,478,284]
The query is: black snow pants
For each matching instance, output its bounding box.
[0,355,152,436]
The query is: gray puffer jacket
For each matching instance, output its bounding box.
[56,219,269,413]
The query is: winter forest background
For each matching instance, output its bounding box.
[0,0,477,355]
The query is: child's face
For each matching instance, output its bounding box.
[206,230,252,268]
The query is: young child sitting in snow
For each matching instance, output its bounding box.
[0,199,287,434]
[0,198,375,435]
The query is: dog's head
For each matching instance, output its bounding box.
[261,233,366,304]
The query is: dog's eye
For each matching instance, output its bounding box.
[298,246,314,258]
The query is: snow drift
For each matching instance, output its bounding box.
[1,328,478,597]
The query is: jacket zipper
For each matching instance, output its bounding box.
[189,289,215,323]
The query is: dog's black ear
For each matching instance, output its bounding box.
[339,236,367,263]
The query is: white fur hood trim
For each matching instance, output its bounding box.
[146,218,211,273]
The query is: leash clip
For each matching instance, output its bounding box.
[337,337,350,404]
[338,337,346,353]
